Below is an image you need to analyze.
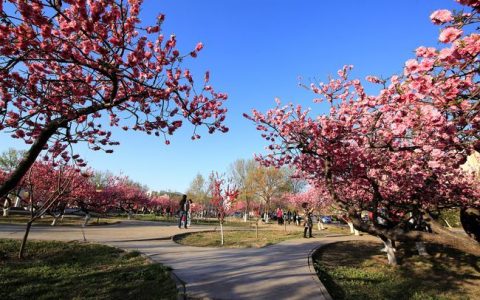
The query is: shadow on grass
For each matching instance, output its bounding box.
[0,239,177,300]
[312,240,480,300]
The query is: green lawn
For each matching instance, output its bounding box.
[131,213,253,227]
[174,226,351,248]
[0,239,177,300]
[312,240,480,300]
[0,215,119,226]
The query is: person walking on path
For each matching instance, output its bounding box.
[302,202,314,238]
[187,199,193,227]
[178,195,188,229]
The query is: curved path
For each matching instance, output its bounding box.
[0,221,377,299]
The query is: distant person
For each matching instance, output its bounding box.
[302,202,314,238]
[292,210,298,226]
[178,195,188,229]
[287,210,292,224]
[276,208,283,225]
[187,199,193,227]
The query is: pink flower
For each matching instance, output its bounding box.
[195,42,203,52]
[430,9,453,24]
[366,76,382,84]
[146,26,159,34]
[457,0,480,8]
[439,27,463,43]
[438,47,454,60]
[109,37,120,45]
[418,59,434,72]
[415,46,437,58]
[390,75,399,84]
[15,129,25,138]
[404,59,419,74]
[428,161,441,169]
[431,149,443,159]
[392,124,407,136]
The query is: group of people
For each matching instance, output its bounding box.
[178,195,193,229]
[262,209,300,225]
[271,204,315,238]
[177,195,314,238]
[274,208,305,226]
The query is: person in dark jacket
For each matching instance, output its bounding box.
[287,210,292,224]
[302,202,314,238]
[178,195,188,229]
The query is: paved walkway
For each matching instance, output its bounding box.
[0,221,377,299]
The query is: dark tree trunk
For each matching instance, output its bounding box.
[348,210,480,256]
[460,207,480,242]
[0,124,59,199]
[0,102,109,199]
[19,221,33,259]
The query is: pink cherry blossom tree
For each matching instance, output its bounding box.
[247,0,480,262]
[15,160,91,258]
[209,173,239,245]
[148,194,171,215]
[0,0,228,199]
[284,186,338,230]
[99,175,149,219]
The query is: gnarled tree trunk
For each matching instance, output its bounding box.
[380,237,397,265]
[347,221,360,236]
[460,207,480,242]
[348,210,480,256]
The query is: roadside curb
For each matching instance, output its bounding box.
[307,241,334,300]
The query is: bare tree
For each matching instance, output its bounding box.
[229,159,257,221]
[252,165,290,223]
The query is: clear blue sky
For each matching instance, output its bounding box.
[0,0,464,193]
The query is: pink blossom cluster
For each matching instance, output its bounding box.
[430,9,454,24]
[209,174,239,223]
[0,0,229,195]
[284,186,335,214]
[0,160,184,216]
[246,0,480,237]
